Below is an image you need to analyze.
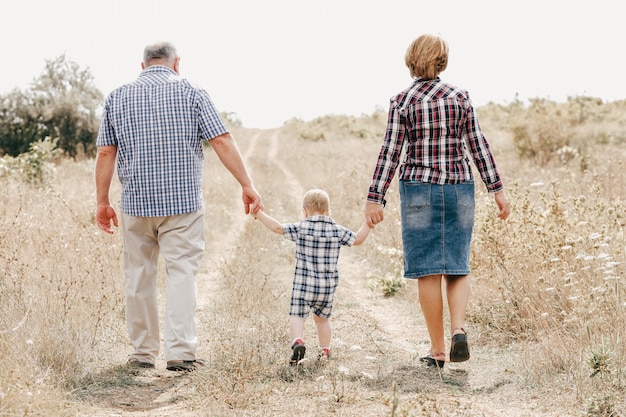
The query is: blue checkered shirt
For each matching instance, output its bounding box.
[283,216,357,281]
[96,65,228,217]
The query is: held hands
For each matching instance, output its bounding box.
[96,203,118,234]
[242,185,263,215]
[364,201,384,228]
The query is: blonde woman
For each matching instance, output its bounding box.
[364,34,510,369]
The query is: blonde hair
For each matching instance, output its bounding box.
[302,189,330,215]
[404,34,449,80]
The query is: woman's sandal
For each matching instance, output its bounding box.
[449,328,470,362]
[419,352,445,369]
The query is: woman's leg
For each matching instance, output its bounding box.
[445,274,470,335]
[418,274,445,359]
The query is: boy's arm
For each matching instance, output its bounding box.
[253,210,284,235]
[352,221,371,246]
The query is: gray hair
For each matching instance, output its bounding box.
[143,42,178,66]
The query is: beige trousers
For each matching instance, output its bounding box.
[121,209,204,364]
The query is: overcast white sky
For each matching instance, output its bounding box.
[2,0,624,128]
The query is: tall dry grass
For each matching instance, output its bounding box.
[0,158,126,415]
[0,100,624,416]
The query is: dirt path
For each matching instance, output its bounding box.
[77,128,570,416]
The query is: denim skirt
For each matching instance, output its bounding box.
[399,180,475,279]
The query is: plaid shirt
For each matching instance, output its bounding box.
[283,216,357,281]
[367,78,503,204]
[97,66,228,217]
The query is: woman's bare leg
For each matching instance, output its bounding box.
[445,274,470,335]
[418,274,445,359]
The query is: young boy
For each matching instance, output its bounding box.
[253,189,370,364]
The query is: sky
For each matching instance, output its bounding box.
[2,0,625,128]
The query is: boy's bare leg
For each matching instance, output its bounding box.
[313,314,331,347]
[289,316,306,343]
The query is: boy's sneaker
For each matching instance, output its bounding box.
[290,338,306,365]
[317,347,331,362]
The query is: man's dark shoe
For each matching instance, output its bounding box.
[127,358,155,369]
[166,359,206,372]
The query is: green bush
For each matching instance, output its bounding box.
[0,136,61,183]
[0,55,102,158]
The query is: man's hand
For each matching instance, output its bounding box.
[96,203,118,234]
[242,185,263,215]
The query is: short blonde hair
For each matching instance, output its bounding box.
[405,34,449,80]
[303,189,330,215]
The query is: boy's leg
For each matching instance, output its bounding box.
[313,314,331,348]
[289,316,307,364]
[289,316,306,342]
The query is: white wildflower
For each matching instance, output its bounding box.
[338,366,350,375]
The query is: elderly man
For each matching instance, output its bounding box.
[95,42,262,371]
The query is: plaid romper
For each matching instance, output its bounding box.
[283,215,357,318]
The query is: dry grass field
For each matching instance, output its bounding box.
[1,102,625,416]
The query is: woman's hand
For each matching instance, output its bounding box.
[364,202,384,228]
[494,191,510,220]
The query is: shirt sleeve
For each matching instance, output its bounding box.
[96,96,117,147]
[461,96,504,193]
[196,88,229,141]
[341,227,358,247]
[367,99,406,204]
[282,223,298,242]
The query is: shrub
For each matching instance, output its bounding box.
[0,136,61,184]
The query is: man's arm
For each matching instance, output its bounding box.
[210,133,263,214]
[95,145,119,234]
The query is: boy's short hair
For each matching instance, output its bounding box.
[405,34,449,80]
[303,189,330,215]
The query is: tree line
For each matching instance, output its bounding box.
[0,55,102,158]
